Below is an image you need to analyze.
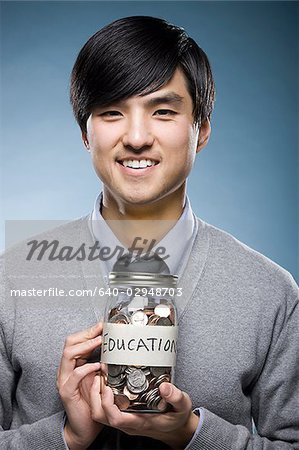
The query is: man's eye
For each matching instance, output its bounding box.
[100,111,122,117]
[154,109,177,116]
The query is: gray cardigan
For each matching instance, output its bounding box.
[1,216,298,449]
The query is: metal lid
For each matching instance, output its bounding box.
[109,271,178,287]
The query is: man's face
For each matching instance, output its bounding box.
[84,68,209,208]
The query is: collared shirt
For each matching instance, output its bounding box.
[89,192,198,283]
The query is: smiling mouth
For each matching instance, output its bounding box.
[117,159,159,169]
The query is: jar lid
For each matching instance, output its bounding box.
[109,271,178,287]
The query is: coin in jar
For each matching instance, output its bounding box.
[108,364,125,377]
[123,385,139,401]
[150,366,171,377]
[127,369,146,388]
[127,370,148,394]
[153,374,171,387]
[111,386,123,396]
[156,317,172,326]
[131,310,148,326]
[127,378,149,395]
[110,313,130,324]
[154,304,171,318]
[144,387,160,408]
[108,373,125,387]
[148,314,160,325]
[114,394,130,410]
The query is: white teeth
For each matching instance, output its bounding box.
[121,159,157,169]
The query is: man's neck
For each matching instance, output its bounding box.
[101,188,186,249]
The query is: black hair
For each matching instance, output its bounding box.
[70,16,215,132]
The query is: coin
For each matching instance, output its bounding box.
[110,313,130,324]
[145,387,160,408]
[148,314,160,325]
[144,307,155,316]
[123,385,139,400]
[127,369,149,394]
[108,364,125,377]
[128,379,149,395]
[114,394,130,410]
[127,402,148,411]
[111,386,123,396]
[108,307,118,319]
[153,374,171,387]
[150,366,171,377]
[156,317,172,326]
[142,367,151,376]
[107,373,125,388]
[154,304,170,318]
[127,369,146,387]
[125,366,135,374]
[131,310,148,326]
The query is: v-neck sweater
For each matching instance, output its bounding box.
[1,216,298,449]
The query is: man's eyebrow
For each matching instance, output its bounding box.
[144,92,184,107]
[96,92,184,110]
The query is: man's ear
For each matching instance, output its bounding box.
[82,132,90,151]
[196,119,211,154]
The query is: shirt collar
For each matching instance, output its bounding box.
[90,192,196,278]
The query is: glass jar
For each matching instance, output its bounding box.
[101,271,178,413]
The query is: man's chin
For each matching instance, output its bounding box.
[118,191,165,207]
[123,196,158,206]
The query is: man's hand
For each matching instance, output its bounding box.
[57,322,104,450]
[89,377,199,449]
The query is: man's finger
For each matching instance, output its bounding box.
[159,383,191,412]
[101,385,119,413]
[58,335,102,383]
[101,386,144,430]
[63,322,103,347]
[90,375,108,424]
[59,362,101,398]
[64,335,102,360]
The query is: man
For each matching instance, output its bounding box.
[1,16,298,450]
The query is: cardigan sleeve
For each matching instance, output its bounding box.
[0,256,68,450]
[186,275,299,450]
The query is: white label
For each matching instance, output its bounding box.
[101,322,178,367]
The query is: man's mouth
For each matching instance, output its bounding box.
[117,159,159,169]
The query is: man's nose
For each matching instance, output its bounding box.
[122,117,154,150]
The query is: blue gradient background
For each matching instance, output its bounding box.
[1,1,298,281]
